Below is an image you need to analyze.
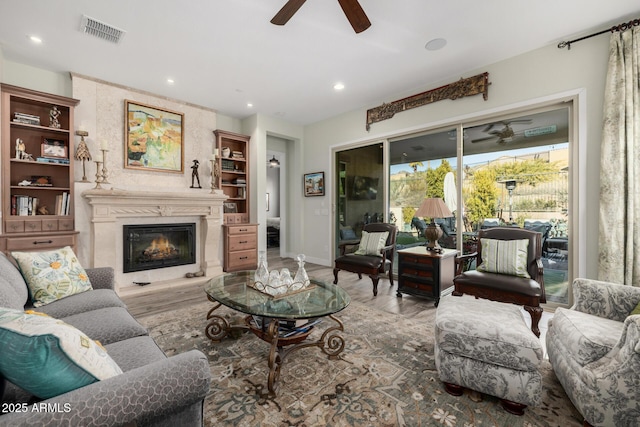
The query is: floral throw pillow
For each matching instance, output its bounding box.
[354,231,389,256]
[0,308,122,398]
[11,246,92,307]
[476,238,531,278]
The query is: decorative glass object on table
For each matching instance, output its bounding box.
[253,253,311,297]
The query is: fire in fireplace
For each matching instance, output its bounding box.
[123,223,196,273]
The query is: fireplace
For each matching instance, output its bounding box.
[123,223,196,273]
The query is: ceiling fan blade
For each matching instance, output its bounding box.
[271,0,307,26]
[337,0,371,33]
[482,123,496,133]
[471,136,497,143]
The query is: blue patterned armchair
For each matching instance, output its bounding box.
[546,278,640,427]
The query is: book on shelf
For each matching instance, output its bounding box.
[37,157,70,164]
[13,112,41,125]
[54,192,70,215]
[12,195,39,216]
[221,159,235,171]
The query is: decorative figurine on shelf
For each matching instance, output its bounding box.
[15,138,25,159]
[37,206,49,215]
[190,159,202,188]
[210,149,220,192]
[74,130,92,183]
[49,106,61,129]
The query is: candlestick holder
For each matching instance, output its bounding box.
[74,130,91,183]
[100,149,110,184]
[210,156,220,192]
[93,161,104,189]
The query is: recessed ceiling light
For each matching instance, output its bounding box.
[425,38,447,51]
[166,78,174,84]
[247,103,253,108]
[29,35,42,44]
[333,82,345,91]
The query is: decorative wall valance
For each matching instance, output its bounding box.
[366,72,490,130]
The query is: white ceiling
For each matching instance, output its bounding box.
[1,1,639,125]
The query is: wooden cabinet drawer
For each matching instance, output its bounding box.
[226,224,257,235]
[226,249,257,270]
[24,219,42,233]
[4,219,25,233]
[403,267,435,281]
[228,233,256,251]
[224,214,250,224]
[403,254,435,267]
[4,218,73,234]
[42,219,59,232]
[401,277,434,293]
[5,234,76,251]
[58,219,74,231]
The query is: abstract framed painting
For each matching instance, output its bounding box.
[124,100,184,173]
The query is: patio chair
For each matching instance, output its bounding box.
[523,219,552,257]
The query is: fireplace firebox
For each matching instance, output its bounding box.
[123,223,196,273]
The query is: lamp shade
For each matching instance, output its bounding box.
[415,198,453,250]
[415,198,453,219]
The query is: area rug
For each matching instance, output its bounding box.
[138,301,583,427]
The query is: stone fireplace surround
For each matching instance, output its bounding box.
[82,188,227,295]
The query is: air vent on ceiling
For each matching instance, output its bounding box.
[80,15,126,44]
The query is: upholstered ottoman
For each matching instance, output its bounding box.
[434,296,544,415]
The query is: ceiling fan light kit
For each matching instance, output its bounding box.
[271,0,371,33]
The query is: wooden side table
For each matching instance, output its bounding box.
[396,246,457,306]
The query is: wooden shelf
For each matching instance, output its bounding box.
[1,83,80,253]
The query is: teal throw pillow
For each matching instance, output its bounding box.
[0,308,122,399]
[11,246,92,307]
[477,238,531,278]
[354,231,389,256]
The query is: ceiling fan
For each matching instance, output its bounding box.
[271,0,372,33]
[471,119,533,144]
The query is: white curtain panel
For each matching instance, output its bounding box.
[599,26,640,285]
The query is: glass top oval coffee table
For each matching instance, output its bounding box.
[204,271,351,396]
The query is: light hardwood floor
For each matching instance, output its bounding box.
[123,249,434,319]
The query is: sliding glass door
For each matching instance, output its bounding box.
[335,144,385,255]
[387,106,571,306]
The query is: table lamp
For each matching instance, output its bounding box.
[415,197,453,250]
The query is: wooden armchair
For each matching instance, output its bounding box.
[333,223,398,296]
[453,226,546,337]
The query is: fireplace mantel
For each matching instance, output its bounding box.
[82,188,227,294]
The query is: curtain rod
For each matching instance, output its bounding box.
[558,18,639,50]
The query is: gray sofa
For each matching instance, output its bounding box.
[0,252,211,426]
[546,278,640,427]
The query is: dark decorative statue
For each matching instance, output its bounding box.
[190,159,202,188]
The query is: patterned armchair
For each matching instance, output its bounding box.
[546,278,640,427]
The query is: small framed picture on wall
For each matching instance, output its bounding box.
[304,172,325,197]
